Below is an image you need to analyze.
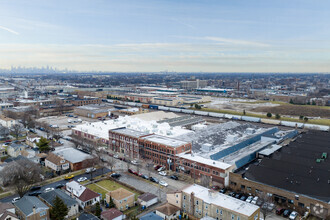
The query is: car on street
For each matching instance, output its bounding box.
[30,186,41,191]
[157,167,165,172]
[44,187,54,193]
[131,160,139,165]
[159,171,167,176]
[289,211,298,220]
[141,174,149,179]
[245,196,254,203]
[170,175,178,180]
[85,167,96,174]
[154,165,162,170]
[128,168,135,174]
[55,183,65,189]
[149,177,159,183]
[235,193,242,199]
[228,192,236,197]
[28,191,42,196]
[64,174,74,180]
[11,197,20,204]
[240,195,247,201]
[159,181,168,187]
[283,209,292,217]
[113,154,119,158]
[78,177,88,182]
[110,173,121,178]
[211,185,220,190]
[219,188,227,194]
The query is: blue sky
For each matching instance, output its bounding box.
[0,0,330,72]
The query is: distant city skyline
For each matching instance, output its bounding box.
[1,0,330,72]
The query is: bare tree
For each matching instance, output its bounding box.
[259,192,273,220]
[200,175,211,187]
[107,156,116,172]
[144,159,154,178]
[50,127,63,141]
[0,126,9,140]
[11,123,24,140]
[0,158,42,197]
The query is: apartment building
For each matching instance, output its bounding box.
[168,184,260,220]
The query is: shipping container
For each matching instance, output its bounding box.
[280,121,304,128]
[241,116,261,123]
[194,110,209,116]
[260,118,281,125]
[303,124,329,131]
[149,105,159,109]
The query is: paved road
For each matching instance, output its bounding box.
[1,168,111,203]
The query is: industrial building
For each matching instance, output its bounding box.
[229,131,330,219]
[74,104,117,118]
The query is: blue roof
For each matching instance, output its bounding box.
[139,212,164,220]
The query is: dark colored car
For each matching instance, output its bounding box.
[283,210,291,217]
[28,191,42,196]
[170,175,179,180]
[235,193,242,199]
[30,186,41,191]
[219,188,227,194]
[211,186,220,190]
[276,208,285,215]
[141,175,149,179]
[149,177,159,183]
[228,192,236,197]
[128,168,134,174]
[240,195,247,201]
[154,165,162,170]
[110,173,121,178]
[55,184,65,189]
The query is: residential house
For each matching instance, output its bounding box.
[155,203,180,220]
[65,180,101,209]
[21,148,40,164]
[101,208,125,220]
[45,153,70,172]
[78,212,100,220]
[39,189,79,218]
[0,115,16,128]
[14,196,50,220]
[0,202,19,220]
[106,188,135,211]
[6,143,26,157]
[139,212,164,220]
[0,146,6,157]
[137,193,158,208]
[53,146,94,171]
[26,134,41,148]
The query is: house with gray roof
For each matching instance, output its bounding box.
[6,143,26,157]
[0,202,19,220]
[14,196,49,220]
[39,189,79,218]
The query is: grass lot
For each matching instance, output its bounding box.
[195,107,330,126]
[87,180,141,200]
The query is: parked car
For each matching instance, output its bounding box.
[44,187,54,193]
[131,160,139,165]
[219,188,227,194]
[128,168,135,174]
[246,196,254,203]
[55,184,64,189]
[157,167,165,172]
[235,193,242,199]
[289,211,298,220]
[251,196,259,205]
[276,208,285,215]
[154,165,162,170]
[28,191,42,196]
[141,175,149,179]
[113,154,119,158]
[159,171,167,176]
[77,177,88,182]
[283,210,292,217]
[85,167,96,174]
[149,177,159,183]
[30,186,41,191]
[11,197,20,204]
[159,181,168,187]
[170,175,178,180]
[228,192,236,197]
[64,174,74,180]
[240,195,247,201]
[267,203,275,211]
[211,186,220,191]
[110,173,121,178]
[133,171,139,176]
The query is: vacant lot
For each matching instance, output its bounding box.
[255,105,330,118]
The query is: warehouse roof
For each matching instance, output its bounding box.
[141,134,189,148]
[53,147,93,163]
[244,131,330,203]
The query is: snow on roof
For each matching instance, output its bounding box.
[66,180,86,197]
[178,153,232,170]
[141,134,189,148]
[73,114,192,140]
[111,128,149,138]
[183,184,259,216]
[130,111,178,122]
[53,146,93,163]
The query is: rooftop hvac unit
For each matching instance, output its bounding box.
[246,128,255,135]
[201,143,212,152]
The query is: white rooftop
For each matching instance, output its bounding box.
[53,146,93,163]
[178,153,232,170]
[141,134,189,148]
[73,114,192,140]
[66,180,86,197]
[183,184,259,217]
[130,111,178,122]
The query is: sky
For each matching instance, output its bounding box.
[0,0,330,72]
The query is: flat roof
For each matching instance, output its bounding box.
[53,146,93,163]
[178,153,232,170]
[183,184,259,216]
[141,134,189,148]
[244,131,330,203]
[111,127,149,138]
[258,144,282,156]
